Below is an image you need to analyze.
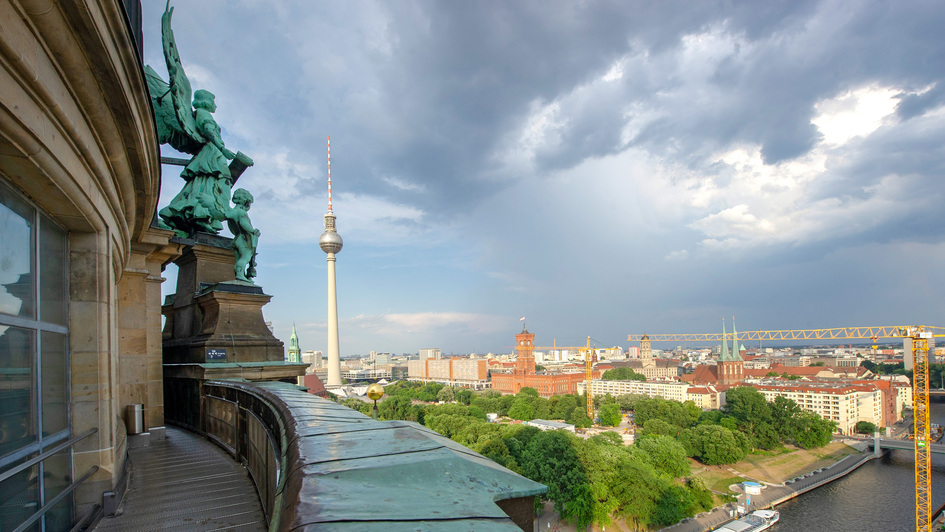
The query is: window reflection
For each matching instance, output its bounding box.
[0,326,36,458]
[42,331,68,437]
[40,215,66,326]
[0,182,34,319]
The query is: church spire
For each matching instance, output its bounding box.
[732,317,742,361]
[287,322,301,363]
[720,318,730,361]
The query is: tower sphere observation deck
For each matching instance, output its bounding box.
[319,220,343,254]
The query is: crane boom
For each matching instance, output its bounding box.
[628,325,945,343]
[628,325,941,532]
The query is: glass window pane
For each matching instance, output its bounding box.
[0,326,36,458]
[0,458,40,532]
[0,182,34,319]
[42,449,72,531]
[39,215,66,326]
[41,331,68,437]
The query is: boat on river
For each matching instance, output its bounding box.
[713,509,779,532]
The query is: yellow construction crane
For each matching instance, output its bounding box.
[533,337,596,419]
[629,325,945,532]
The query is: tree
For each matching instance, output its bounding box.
[723,386,777,450]
[635,397,699,429]
[521,431,592,527]
[454,388,473,405]
[602,367,647,381]
[793,412,836,448]
[508,397,535,421]
[690,425,746,465]
[568,407,592,429]
[553,395,578,420]
[685,478,714,514]
[517,386,540,397]
[636,435,691,478]
[616,393,647,412]
[532,398,552,420]
[653,484,695,526]
[770,395,802,440]
[611,458,665,529]
[477,437,517,471]
[639,418,679,438]
[436,386,455,403]
[425,413,471,439]
[599,403,621,427]
[378,395,412,420]
[341,397,371,415]
[855,421,877,434]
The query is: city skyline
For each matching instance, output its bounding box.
[144,0,945,356]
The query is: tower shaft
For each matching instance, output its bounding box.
[326,253,341,386]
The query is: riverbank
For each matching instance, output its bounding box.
[661,446,875,532]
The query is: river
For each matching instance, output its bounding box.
[774,398,945,531]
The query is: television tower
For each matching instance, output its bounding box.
[319,136,343,387]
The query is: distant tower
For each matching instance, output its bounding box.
[319,137,343,387]
[641,333,655,368]
[718,318,744,385]
[514,325,536,378]
[287,322,301,363]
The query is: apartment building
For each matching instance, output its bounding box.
[753,382,881,435]
[407,357,490,389]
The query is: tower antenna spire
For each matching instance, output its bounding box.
[327,136,333,212]
[319,136,343,388]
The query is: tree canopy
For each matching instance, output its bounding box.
[602,367,647,381]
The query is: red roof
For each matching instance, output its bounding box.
[302,374,329,398]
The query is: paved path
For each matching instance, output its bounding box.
[92,427,267,532]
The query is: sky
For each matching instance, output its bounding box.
[143,0,945,357]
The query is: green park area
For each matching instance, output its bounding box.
[335,381,846,530]
[692,441,857,501]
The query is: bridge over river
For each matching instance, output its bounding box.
[866,437,945,454]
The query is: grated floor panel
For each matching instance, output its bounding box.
[92,427,267,532]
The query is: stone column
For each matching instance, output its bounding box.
[117,227,178,443]
[70,231,118,514]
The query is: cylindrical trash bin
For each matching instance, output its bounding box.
[126,404,144,435]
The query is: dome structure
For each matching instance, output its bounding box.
[319,227,343,254]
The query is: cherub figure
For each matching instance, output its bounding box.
[227,189,260,283]
[145,2,253,237]
[198,188,260,283]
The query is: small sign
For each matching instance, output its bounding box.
[206,348,227,362]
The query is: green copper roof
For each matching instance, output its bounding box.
[731,322,743,361]
[720,320,731,361]
[239,381,547,531]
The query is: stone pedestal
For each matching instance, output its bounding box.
[162,234,288,364]
[162,234,306,430]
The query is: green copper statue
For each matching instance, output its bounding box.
[145,2,259,282]
[145,2,252,236]
[200,188,260,282]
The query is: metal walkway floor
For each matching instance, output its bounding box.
[92,427,267,532]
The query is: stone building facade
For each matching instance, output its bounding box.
[0,0,177,527]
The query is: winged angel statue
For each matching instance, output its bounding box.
[146,3,259,282]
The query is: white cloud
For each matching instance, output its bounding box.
[382,176,425,192]
[252,191,426,246]
[347,311,510,337]
[812,86,901,146]
[664,250,689,262]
